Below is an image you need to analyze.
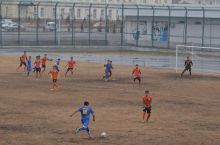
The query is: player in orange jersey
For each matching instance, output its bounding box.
[132,64,141,86]
[17,51,27,72]
[34,55,41,78]
[41,54,51,72]
[48,65,59,91]
[65,56,76,77]
[142,90,152,123]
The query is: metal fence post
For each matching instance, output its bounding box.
[121,4,124,47]
[202,7,205,47]
[54,2,58,45]
[18,2,21,46]
[167,6,171,49]
[89,4,92,47]
[71,3,75,47]
[0,1,2,47]
[136,5,139,47]
[151,6,155,48]
[36,2,40,45]
[184,7,188,46]
[105,4,109,46]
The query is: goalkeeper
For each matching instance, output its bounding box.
[181,56,193,77]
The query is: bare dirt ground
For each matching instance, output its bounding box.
[0,56,220,145]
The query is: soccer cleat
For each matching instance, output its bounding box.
[75,128,79,134]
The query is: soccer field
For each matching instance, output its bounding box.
[0,56,220,145]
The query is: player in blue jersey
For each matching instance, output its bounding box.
[26,56,32,79]
[70,101,95,138]
[54,58,61,71]
[102,60,113,81]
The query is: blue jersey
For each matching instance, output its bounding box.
[104,63,112,72]
[77,106,94,120]
[26,59,32,71]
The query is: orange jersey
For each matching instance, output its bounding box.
[68,60,76,68]
[50,70,59,80]
[35,60,41,68]
[42,57,48,65]
[132,68,141,77]
[20,54,27,62]
[142,96,152,107]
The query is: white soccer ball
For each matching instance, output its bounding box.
[100,132,107,138]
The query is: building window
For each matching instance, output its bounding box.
[69,8,74,18]
[143,0,146,3]
[101,9,105,19]
[77,9,81,19]
[85,9,89,18]
[40,8,44,17]
[93,9,97,19]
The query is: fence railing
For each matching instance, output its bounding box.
[1,0,220,49]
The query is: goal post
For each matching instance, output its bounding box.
[176,45,220,73]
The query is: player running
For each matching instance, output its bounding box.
[109,60,114,78]
[48,65,59,91]
[142,90,152,123]
[70,101,95,138]
[17,51,27,72]
[181,56,193,77]
[65,57,76,77]
[54,58,61,72]
[34,56,41,78]
[26,56,32,79]
[132,64,141,86]
[102,60,113,81]
[41,54,51,72]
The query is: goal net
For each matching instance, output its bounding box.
[176,45,220,73]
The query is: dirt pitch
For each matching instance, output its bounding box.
[0,56,220,145]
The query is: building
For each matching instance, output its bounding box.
[172,0,220,5]
[1,0,172,20]
[123,5,220,48]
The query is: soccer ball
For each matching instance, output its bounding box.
[100,132,107,138]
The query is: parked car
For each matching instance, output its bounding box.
[45,22,56,31]
[6,23,26,32]
[1,21,25,32]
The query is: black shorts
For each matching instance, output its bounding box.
[35,67,41,73]
[20,61,26,67]
[53,79,57,83]
[134,77,141,82]
[143,107,151,113]
[42,64,46,68]
[185,65,191,71]
[67,68,73,71]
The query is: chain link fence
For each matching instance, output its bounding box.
[1,1,220,49]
